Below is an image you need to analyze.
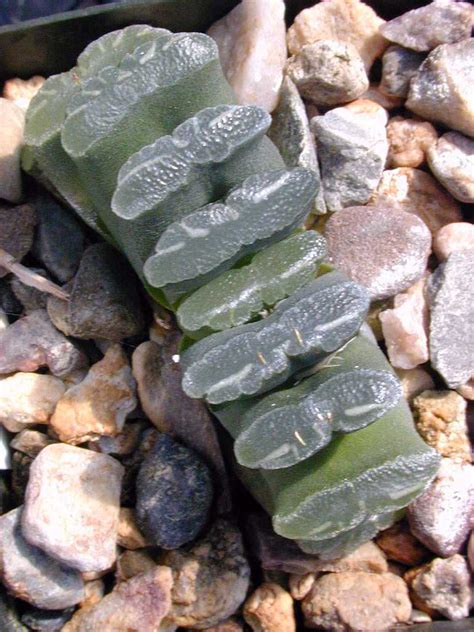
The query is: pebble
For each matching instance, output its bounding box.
[433,223,474,262]
[208,0,286,112]
[289,573,317,601]
[10,430,54,459]
[63,567,173,632]
[395,368,435,402]
[163,519,250,629]
[427,132,474,203]
[370,168,462,234]
[50,344,136,445]
[380,45,425,99]
[0,372,66,433]
[0,277,22,317]
[11,451,32,504]
[136,433,213,549]
[0,204,36,278]
[387,117,437,169]
[413,390,471,463]
[21,607,74,632]
[407,40,474,138]
[408,458,474,557]
[468,532,474,572]
[360,85,403,110]
[267,76,326,214]
[0,99,25,203]
[311,104,388,211]
[22,443,123,572]
[405,555,471,621]
[47,243,144,341]
[243,583,295,632]
[380,0,473,53]
[115,549,156,583]
[376,521,430,567]
[379,277,429,369]
[0,309,88,377]
[301,571,411,631]
[117,507,148,550]
[429,250,474,388]
[0,507,84,609]
[11,268,50,313]
[287,0,387,71]
[80,579,104,609]
[325,205,431,300]
[0,588,27,631]
[286,40,368,106]
[2,76,45,111]
[0,426,9,470]
[91,420,145,456]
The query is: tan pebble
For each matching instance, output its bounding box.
[244,583,295,632]
[387,117,437,168]
[117,507,148,550]
[116,549,156,583]
[289,573,317,601]
[80,579,105,609]
[433,222,474,262]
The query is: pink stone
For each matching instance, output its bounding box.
[433,222,474,262]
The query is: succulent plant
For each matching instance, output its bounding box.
[23,25,440,558]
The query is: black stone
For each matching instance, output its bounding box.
[21,607,74,632]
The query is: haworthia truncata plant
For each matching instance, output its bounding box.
[23,25,440,559]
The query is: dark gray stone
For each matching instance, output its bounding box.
[0,475,10,515]
[11,268,49,313]
[380,45,425,98]
[11,452,32,505]
[47,243,145,341]
[21,607,74,631]
[0,204,36,279]
[0,587,27,631]
[136,434,213,549]
[0,277,23,318]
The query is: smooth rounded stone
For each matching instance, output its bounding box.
[0,426,10,470]
[0,204,36,278]
[379,277,429,369]
[380,0,473,53]
[387,117,437,169]
[10,430,55,459]
[370,168,462,234]
[21,607,74,632]
[413,390,471,463]
[3,76,45,111]
[50,344,136,445]
[395,368,435,402]
[22,444,124,572]
[407,40,474,138]
[162,519,250,629]
[408,458,474,557]
[429,250,474,388]
[47,243,144,341]
[427,132,474,203]
[287,0,387,72]
[0,372,66,433]
[311,104,388,211]
[0,99,25,203]
[11,268,50,313]
[0,588,27,631]
[0,508,84,609]
[117,507,148,550]
[325,205,431,300]
[243,583,295,632]
[301,572,411,631]
[405,555,471,621]
[380,45,425,99]
[433,223,474,262]
[286,40,368,106]
[376,521,430,567]
[268,77,326,214]
[0,309,88,377]
[63,567,173,632]
[136,433,213,549]
[208,0,286,112]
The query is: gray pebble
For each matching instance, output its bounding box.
[427,132,474,203]
[380,45,425,98]
[136,434,213,549]
[325,205,431,300]
[11,268,49,313]
[0,277,22,317]
[428,250,474,388]
[0,204,36,279]
[21,607,74,632]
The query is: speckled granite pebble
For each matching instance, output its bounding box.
[427,132,474,203]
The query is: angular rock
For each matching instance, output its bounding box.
[0,426,9,470]
[301,572,411,631]
[11,268,50,313]
[325,205,431,300]
[380,45,425,99]
[379,277,429,369]
[311,104,388,211]
[405,555,471,621]
[387,116,437,169]
[287,0,387,71]
[433,222,474,262]
[243,583,295,632]
[2,76,45,111]
[429,250,474,388]
[0,309,88,377]
[289,574,317,601]
[286,40,368,106]
[380,0,473,52]
[63,567,173,632]
[22,444,123,572]
[10,430,54,459]
[413,390,471,463]
[395,368,435,402]
[0,204,36,278]
[427,132,474,203]
[0,372,65,432]
[376,521,430,566]
[267,77,325,214]
[50,344,136,445]
[162,520,250,629]
[47,243,144,341]
[408,458,474,557]
[208,0,286,112]
[370,168,462,234]
[0,508,84,609]
[80,579,105,609]
[136,433,213,549]
[0,99,25,203]
[116,549,156,583]
[117,508,148,550]
[407,40,474,138]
